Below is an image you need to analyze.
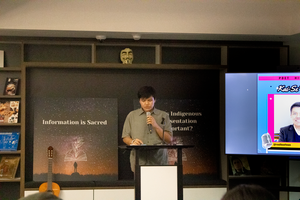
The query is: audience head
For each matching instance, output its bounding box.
[19,192,61,200]
[221,184,277,200]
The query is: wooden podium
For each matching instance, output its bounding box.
[120,144,193,200]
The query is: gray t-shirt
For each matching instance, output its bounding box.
[122,108,173,172]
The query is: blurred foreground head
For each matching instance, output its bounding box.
[19,192,61,200]
[222,184,277,200]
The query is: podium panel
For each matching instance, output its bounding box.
[119,144,193,200]
[141,166,177,200]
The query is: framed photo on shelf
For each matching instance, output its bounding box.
[229,155,251,176]
[0,101,19,123]
[3,78,19,96]
[0,132,20,151]
[0,156,20,179]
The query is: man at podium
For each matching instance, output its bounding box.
[122,86,173,172]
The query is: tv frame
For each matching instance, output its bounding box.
[225,72,300,156]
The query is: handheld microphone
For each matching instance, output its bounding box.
[261,133,273,153]
[146,112,152,133]
[161,117,165,144]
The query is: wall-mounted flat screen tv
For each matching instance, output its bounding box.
[226,72,300,156]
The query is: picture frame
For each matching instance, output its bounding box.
[0,156,20,179]
[0,132,20,151]
[3,78,19,96]
[229,155,251,176]
[0,101,20,123]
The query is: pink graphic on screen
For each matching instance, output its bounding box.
[259,76,300,81]
[267,94,275,141]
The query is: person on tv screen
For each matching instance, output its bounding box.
[231,156,251,176]
[279,102,300,142]
[122,86,173,172]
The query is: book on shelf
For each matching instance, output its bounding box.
[229,155,251,176]
[0,100,19,123]
[0,156,20,179]
[0,132,20,151]
[0,50,3,68]
[3,78,19,96]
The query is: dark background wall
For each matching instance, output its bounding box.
[25,67,221,184]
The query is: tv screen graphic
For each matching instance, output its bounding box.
[226,72,300,156]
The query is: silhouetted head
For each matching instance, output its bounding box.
[19,192,61,200]
[221,184,277,200]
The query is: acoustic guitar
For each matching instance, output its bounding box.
[39,146,60,197]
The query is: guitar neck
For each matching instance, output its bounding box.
[47,158,53,191]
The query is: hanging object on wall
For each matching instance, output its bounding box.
[120,48,133,64]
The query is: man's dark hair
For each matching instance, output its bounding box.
[290,102,300,113]
[137,86,156,99]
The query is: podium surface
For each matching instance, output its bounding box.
[119,144,193,200]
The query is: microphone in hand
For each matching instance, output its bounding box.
[161,117,165,144]
[146,112,152,133]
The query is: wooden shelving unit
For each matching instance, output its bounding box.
[0,37,290,199]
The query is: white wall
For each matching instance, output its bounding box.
[25,188,227,200]
[0,0,299,37]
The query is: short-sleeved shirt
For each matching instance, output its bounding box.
[122,107,173,172]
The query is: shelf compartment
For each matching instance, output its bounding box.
[0,123,21,126]
[0,177,21,182]
[0,95,21,99]
[0,150,21,155]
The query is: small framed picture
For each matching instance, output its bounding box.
[0,156,20,179]
[3,78,19,96]
[229,155,251,176]
[0,101,20,123]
